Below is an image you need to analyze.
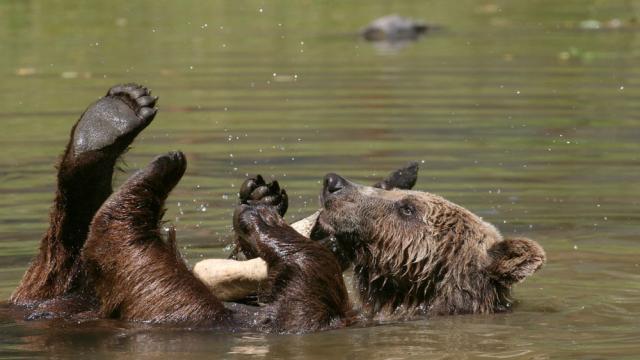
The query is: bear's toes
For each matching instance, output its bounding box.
[107,83,149,100]
[239,175,266,201]
[238,175,288,216]
[136,95,158,108]
[106,83,157,123]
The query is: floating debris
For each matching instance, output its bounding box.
[557,47,595,62]
[361,14,433,41]
[578,17,637,31]
[61,71,78,79]
[272,73,298,82]
[115,17,127,27]
[16,67,36,76]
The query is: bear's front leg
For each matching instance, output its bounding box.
[234,204,350,333]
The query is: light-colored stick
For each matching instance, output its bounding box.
[193,257,268,301]
[289,210,320,238]
[192,211,320,301]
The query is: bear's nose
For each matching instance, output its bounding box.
[324,173,347,194]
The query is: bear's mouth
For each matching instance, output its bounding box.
[309,211,336,241]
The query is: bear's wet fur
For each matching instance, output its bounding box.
[9,83,544,333]
[8,84,349,333]
[314,173,546,317]
[81,151,229,324]
[10,84,158,306]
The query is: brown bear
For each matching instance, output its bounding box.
[8,83,545,334]
[309,173,546,317]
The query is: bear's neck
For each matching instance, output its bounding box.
[352,248,512,317]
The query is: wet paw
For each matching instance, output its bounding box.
[140,151,187,195]
[72,83,158,157]
[239,175,288,216]
[119,151,187,202]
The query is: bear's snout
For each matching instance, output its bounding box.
[321,173,356,209]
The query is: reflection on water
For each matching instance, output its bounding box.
[1,0,639,358]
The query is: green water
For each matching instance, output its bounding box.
[1,0,639,358]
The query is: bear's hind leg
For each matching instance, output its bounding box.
[82,152,228,324]
[11,84,157,305]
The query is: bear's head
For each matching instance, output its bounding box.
[314,173,545,317]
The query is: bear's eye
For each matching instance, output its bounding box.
[398,203,416,217]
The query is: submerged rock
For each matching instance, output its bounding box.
[361,14,431,41]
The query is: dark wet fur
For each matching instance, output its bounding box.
[317,174,546,318]
[10,84,157,308]
[8,83,544,333]
[8,84,349,334]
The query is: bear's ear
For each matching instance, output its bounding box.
[487,237,546,287]
[373,161,419,190]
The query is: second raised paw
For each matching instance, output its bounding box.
[238,175,288,216]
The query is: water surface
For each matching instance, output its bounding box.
[1,1,639,358]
